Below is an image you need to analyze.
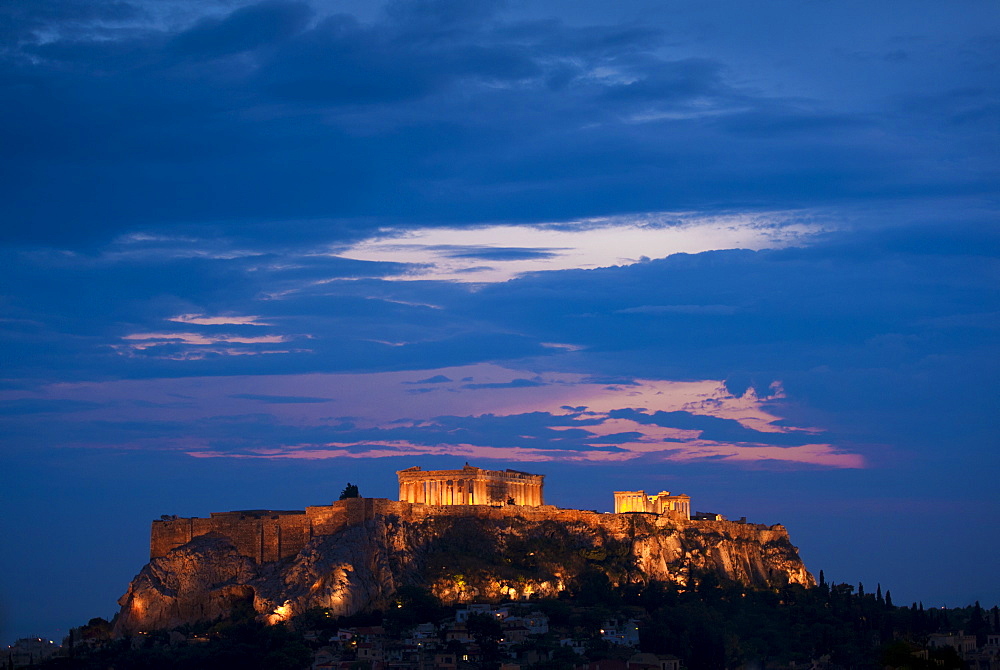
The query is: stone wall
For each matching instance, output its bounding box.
[152,510,312,563]
[150,498,641,562]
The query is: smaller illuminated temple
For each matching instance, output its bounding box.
[397,464,544,506]
[614,490,691,518]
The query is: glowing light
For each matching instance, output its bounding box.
[267,602,293,625]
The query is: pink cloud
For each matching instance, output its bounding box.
[167,314,271,326]
[6,364,865,469]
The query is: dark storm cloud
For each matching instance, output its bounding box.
[168,1,311,58]
[5,0,994,247]
[0,0,141,44]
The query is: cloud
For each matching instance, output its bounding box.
[168,1,311,58]
[228,393,333,404]
[4,0,995,249]
[332,214,826,282]
[168,314,271,325]
[0,365,863,469]
[176,408,863,469]
[404,375,453,384]
[122,332,288,347]
[432,246,564,261]
[0,398,103,415]
[461,378,547,390]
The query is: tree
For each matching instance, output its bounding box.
[339,482,359,500]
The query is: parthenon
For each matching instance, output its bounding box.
[614,490,691,518]
[397,464,544,506]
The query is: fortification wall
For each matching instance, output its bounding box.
[149,497,763,564]
[152,510,312,562]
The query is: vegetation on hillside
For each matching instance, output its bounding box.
[35,575,1000,670]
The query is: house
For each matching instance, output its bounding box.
[577,660,628,670]
[928,631,977,658]
[628,652,682,670]
[601,620,641,647]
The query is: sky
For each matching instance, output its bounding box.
[1,0,999,645]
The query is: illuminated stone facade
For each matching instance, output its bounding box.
[614,490,691,519]
[397,464,544,506]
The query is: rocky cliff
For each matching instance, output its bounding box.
[115,501,812,635]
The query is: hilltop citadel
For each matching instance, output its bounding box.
[151,464,696,564]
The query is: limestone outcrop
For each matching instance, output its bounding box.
[115,499,813,635]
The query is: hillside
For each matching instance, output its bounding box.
[115,498,811,634]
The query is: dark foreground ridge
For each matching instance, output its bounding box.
[26,577,1000,670]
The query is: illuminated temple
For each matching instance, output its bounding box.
[397,464,544,506]
[614,490,691,517]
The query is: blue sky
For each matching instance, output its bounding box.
[1,0,998,644]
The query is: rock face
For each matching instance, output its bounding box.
[115,501,812,635]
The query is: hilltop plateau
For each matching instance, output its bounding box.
[114,498,812,634]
